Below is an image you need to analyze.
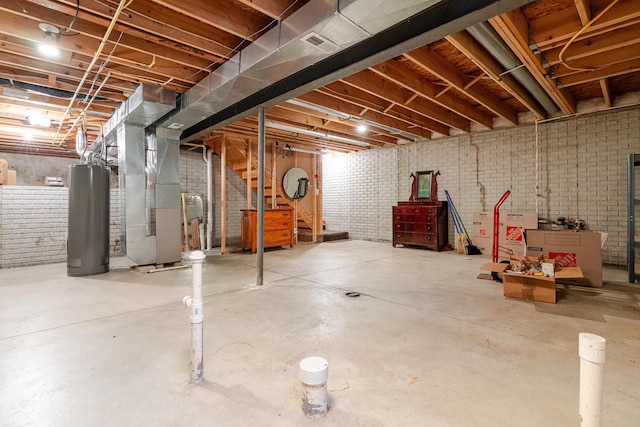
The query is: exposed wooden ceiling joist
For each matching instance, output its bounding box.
[0,0,638,158]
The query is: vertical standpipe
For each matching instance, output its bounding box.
[299,357,329,418]
[579,333,606,427]
[183,250,206,383]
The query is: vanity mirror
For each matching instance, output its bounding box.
[413,170,439,202]
[282,167,309,200]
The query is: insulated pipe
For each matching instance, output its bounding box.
[182,250,206,383]
[206,147,213,250]
[579,333,606,427]
[492,190,511,262]
[257,107,265,286]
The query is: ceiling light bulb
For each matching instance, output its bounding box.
[38,43,60,57]
[27,112,52,128]
[38,24,61,58]
[356,123,367,133]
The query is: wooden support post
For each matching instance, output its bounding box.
[246,140,252,209]
[271,142,277,208]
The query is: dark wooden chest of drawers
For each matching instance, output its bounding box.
[392,201,448,251]
[241,208,295,253]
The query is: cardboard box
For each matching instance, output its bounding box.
[481,257,584,303]
[6,170,16,185]
[525,230,604,287]
[472,211,538,257]
[0,158,7,185]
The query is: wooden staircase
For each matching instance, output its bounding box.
[227,142,315,238]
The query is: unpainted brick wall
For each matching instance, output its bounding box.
[323,107,640,265]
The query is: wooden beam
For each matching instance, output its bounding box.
[531,0,640,52]
[549,41,640,78]
[543,24,640,68]
[34,0,239,58]
[600,78,612,107]
[403,47,519,124]
[0,52,137,94]
[271,141,277,208]
[574,0,592,25]
[321,80,451,135]
[0,1,221,68]
[268,105,401,145]
[236,0,301,20]
[370,61,493,128]
[490,9,576,115]
[342,70,471,132]
[446,31,547,120]
[298,90,432,140]
[557,56,640,87]
[246,139,252,209]
[152,0,272,41]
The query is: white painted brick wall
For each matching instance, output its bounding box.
[0,186,124,268]
[179,149,247,246]
[0,150,249,268]
[0,186,68,268]
[324,107,640,265]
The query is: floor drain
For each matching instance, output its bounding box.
[345,292,361,297]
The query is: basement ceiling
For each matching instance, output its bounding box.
[0,0,639,157]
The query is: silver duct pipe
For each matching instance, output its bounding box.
[466,22,559,115]
[158,0,443,132]
[103,84,179,265]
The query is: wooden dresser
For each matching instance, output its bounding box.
[392,201,448,251]
[241,208,295,253]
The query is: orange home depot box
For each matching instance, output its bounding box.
[472,212,537,256]
[524,230,603,287]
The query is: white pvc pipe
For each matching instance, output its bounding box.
[299,357,329,418]
[579,333,606,427]
[183,251,206,383]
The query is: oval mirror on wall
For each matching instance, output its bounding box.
[282,167,309,200]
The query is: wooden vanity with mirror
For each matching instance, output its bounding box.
[392,170,448,251]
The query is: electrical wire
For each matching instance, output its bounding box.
[558,0,620,72]
[67,0,80,31]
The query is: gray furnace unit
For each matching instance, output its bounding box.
[67,164,110,276]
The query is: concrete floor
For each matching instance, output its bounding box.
[0,240,638,426]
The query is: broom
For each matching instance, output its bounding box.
[444,190,482,255]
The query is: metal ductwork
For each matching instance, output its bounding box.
[158,0,442,132]
[93,84,180,266]
[466,22,559,115]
